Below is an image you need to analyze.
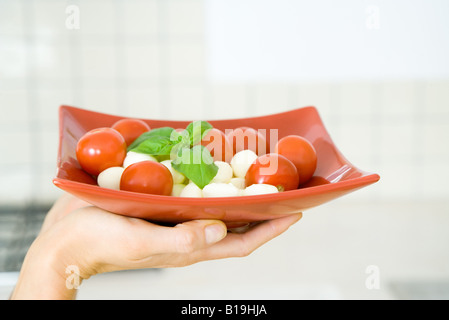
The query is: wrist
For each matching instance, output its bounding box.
[10,217,94,300]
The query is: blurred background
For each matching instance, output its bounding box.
[1,0,448,299]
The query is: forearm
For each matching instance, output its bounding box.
[9,218,94,300]
[10,236,81,300]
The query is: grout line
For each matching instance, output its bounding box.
[244,83,256,118]
[21,0,40,204]
[369,81,383,201]
[289,83,300,109]
[328,82,341,135]
[412,80,427,198]
[46,34,204,47]
[370,81,383,167]
[157,0,170,118]
[114,0,127,116]
[203,79,213,119]
[199,0,208,120]
[68,0,83,108]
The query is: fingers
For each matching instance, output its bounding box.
[239,212,302,252]
[130,213,301,268]
[193,213,302,261]
[134,219,228,256]
[172,220,228,253]
[40,193,91,234]
[144,213,300,257]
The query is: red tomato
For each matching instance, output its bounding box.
[120,161,173,195]
[245,153,299,191]
[275,135,317,185]
[226,127,268,156]
[111,118,150,146]
[76,128,127,176]
[201,128,233,162]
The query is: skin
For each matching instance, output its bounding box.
[10,193,302,300]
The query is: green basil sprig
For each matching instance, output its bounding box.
[172,145,218,189]
[127,127,176,152]
[185,120,213,146]
[128,121,218,189]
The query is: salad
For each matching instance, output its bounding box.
[75,118,317,197]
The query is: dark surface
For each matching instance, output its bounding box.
[0,205,49,272]
[389,280,449,300]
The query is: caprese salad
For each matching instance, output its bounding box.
[75,118,317,197]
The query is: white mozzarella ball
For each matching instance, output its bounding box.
[202,183,240,198]
[160,160,186,184]
[241,183,279,196]
[171,183,186,197]
[179,182,203,197]
[230,149,258,178]
[123,151,157,168]
[229,177,246,189]
[97,166,125,190]
[211,161,233,183]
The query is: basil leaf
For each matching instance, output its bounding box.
[185,121,213,146]
[127,127,175,151]
[172,145,218,189]
[130,136,176,156]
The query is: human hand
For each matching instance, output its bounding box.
[38,193,90,234]
[11,194,302,300]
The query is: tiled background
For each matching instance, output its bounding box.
[1,0,448,206]
[0,0,449,299]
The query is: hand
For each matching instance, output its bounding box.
[11,193,302,300]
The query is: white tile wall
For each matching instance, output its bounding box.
[167,42,205,80]
[207,84,249,119]
[124,44,160,79]
[0,0,448,205]
[252,83,297,117]
[122,0,159,36]
[125,86,163,119]
[166,0,204,37]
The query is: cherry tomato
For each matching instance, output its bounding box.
[111,118,150,146]
[76,128,127,176]
[200,128,233,162]
[120,160,173,195]
[226,127,268,156]
[245,153,299,191]
[275,135,317,185]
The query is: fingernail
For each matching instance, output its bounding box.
[205,224,226,244]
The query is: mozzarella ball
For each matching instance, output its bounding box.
[171,183,186,197]
[97,166,125,190]
[202,183,240,198]
[123,151,157,168]
[179,182,203,197]
[160,159,186,184]
[241,183,279,196]
[230,149,258,178]
[211,161,233,183]
[229,177,246,189]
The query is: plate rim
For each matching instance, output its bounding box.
[53,172,379,206]
[54,104,380,206]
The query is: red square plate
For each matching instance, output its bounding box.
[53,105,380,227]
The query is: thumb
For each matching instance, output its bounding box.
[169,220,228,253]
